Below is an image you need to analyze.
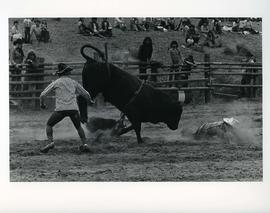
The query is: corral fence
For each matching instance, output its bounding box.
[9,55,262,109]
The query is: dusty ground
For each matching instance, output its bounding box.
[10,99,262,182]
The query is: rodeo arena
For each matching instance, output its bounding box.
[9,17,262,181]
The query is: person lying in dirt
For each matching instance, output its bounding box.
[194,117,239,143]
[39,63,95,153]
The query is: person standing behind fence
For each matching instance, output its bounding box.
[168,41,183,84]
[241,54,257,97]
[181,55,196,103]
[30,19,42,42]
[39,63,95,153]
[23,18,32,43]
[23,50,39,94]
[138,37,153,80]
[10,38,24,93]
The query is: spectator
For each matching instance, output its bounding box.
[167,18,176,31]
[202,30,217,47]
[88,18,104,38]
[10,38,24,92]
[23,50,39,92]
[114,17,127,31]
[129,18,146,31]
[39,20,50,42]
[154,18,168,32]
[168,41,183,84]
[138,37,153,80]
[243,18,259,34]
[200,22,210,36]
[185,25,200,47]
[23,18,32,43]
[30,19,42,42]
[197,18,209,30]
[181,55,196,103]
[212,18,222,34]
[232,19,240,32]
[100,18,113,37]
[11,20,23,42]
[78,18,91,35]
[241,54,257,97]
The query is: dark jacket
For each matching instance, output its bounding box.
[138,44,153,62]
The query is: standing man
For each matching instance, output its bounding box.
[10,38,24,92]
[39,63,95,153]
[23,18,32,43]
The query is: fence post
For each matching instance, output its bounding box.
[204,54,211,103]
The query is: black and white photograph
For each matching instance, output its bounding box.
[1,0,270,212]
[9,17,262,181]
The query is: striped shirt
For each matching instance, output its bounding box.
[40,76,91,111]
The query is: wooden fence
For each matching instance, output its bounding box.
[9,58,262,108]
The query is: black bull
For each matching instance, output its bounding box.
[77,44,183,143]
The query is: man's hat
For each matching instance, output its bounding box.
[56,63,73,75]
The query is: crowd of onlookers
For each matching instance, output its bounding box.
[11,18,51,44]
[9,17,260,102]
[77,17,261,49]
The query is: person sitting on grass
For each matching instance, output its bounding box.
[88,18,104,38]
[185,25,200,47]
[39,63,95,153]
[100,18,113,37]
[78,18,91,35]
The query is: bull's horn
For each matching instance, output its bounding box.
[80,44,105,61]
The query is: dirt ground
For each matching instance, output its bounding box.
[9,99,262,182]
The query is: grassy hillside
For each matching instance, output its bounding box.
[9,18,262,65]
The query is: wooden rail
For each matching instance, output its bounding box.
[9,58,262,106]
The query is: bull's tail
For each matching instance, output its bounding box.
[80,44,106,62]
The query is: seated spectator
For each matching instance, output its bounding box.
[202,30,217,47]
[212,18,222,34]
[129,18,146,31]
[197,18,209,30]
[88,18,104,38]
[167,18,176,31]
[114,17,127,31]
[239,19,248,32]
[243,18,259,34]
[23,18,32,43]
[232,19,239,32]
[144,17,152,31]
[154,18,168,32]
[185,25,200,47]
[200,22,210,35]
[100,18,113,37]
[78,18,91,35]
[129,18,139,31]
[11,20,23,42]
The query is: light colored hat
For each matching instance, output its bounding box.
[223,117,239,126]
